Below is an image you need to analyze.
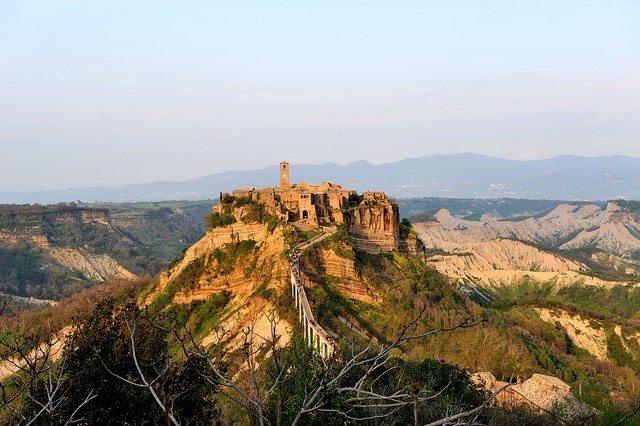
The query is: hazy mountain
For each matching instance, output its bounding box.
[3,154,640,203]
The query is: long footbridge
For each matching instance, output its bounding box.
[289,228,337,358]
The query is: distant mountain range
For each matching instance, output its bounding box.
[3,154,640,204]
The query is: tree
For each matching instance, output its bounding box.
[0,299,95,425]
[127,305,506,425]
[1,297,219,425]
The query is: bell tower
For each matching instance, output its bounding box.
[280,161,290,189]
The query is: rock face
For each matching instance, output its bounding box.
[44,208,109,224]
[535,308,608,360]
[473,372,574,412]
[312,248,378,303]
[413,202,640,288]
[318,249,357,278]
[48,247,135,282]
[429,203,640,258]
[145,216,293,358]
[347,203,400,254]
[151,221,288,305]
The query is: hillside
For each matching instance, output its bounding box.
[4,193,640,423]
[430,202,640,257]
[0,201,210,299]
[134,196,640,423]
[412,201,640,291]
[3,154,640,203]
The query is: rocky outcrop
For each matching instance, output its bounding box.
[319,249,357,278]
[347,204,399,253]
[44,208,109,224]
[411,221,620,288]
[314,248,378,303]
[428,204,640,258]
[146,218,293,355]
[536,308,607,360]
[473,372,576,412]
[48,247,136,282]
[151,222,288,305]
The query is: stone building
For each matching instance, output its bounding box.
[218,161,400,253]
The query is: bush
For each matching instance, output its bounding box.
[240,203,265,224]
[206,211,236,229]
[209,240,258,275]
[266,216,281,233]
[400,218,413,239]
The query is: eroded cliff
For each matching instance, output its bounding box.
[347,204,399,253]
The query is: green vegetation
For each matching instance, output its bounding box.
[240,202,265,223]
[320,225,354,260]
[0,201,212,300]
[162,290,233,338]
[150,239,259,311]
[3,297,219,425]
[265,215,281,233]
[303,246,479,344]
[209,240,259,276]
[283,226,322,250]
[150,256,207,311]
[0,242,91,299]
[399,217,415,239]
[205,210,237,228]
[209,192,282,229]
[485,277,640,412]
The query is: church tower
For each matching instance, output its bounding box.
[280,161,290,189]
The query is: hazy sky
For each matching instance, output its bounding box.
[1,1,639,191]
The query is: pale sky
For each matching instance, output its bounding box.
[1,1,639,191]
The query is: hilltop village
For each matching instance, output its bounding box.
[214,161,400,253]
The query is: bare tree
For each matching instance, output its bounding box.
[110,301,497,426]
[0,299,96,425]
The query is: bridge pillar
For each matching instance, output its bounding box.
[299,299,303,322]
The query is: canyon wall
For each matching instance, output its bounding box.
[346,204,399,253]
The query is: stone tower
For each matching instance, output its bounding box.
[280,161,290,189]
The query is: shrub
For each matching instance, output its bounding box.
[206,211,236,229]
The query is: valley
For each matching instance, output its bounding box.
[3,186,640,424]
[0,201,211,300]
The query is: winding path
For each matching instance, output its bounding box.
[289,228,337,358]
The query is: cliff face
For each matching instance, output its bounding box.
[48,248,135,282]
[44,208,109,224]
[309,248,378,303]
[143,217,293,355]
[153,222,288,304]
[346,204,399,253]
[430,204,640,258]
[0,202,212,299]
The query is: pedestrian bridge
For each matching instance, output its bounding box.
[289,229,336,358]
